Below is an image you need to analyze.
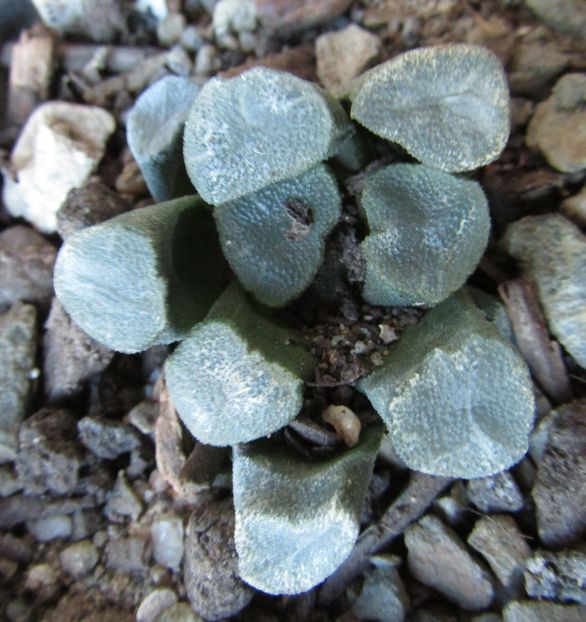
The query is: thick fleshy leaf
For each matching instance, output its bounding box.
[358,291,534,478]
[233,425,383,595]
[215,164,341,307]
[360,163,490,307]
[350,44,510,172]
[54,196,225,353]
[165,283,314,446]
[183,67,352,205]
[127,76,199,201]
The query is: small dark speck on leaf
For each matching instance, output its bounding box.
[285,197,313,241]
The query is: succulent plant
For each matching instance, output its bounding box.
[54,43,536,596]
[359,162,490,306]
[350,44,510,173]
[127,76,199,202]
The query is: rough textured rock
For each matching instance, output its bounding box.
[0,226,56,310]
[214,164,341,307]
[56,182,129,240]
[405,514,495,611]
[532,401,586,548]
[184,498,253,621]
[232,426,382,594]
[316,24,380,96]
[503,601,586,622]
[502,214,586,368]
[16,409,83,495]
[351,563,409,622]
[32,0,128,42]
[508,42,569,98]
[54,196,225,353]
[526,73,586,173]
[359,163,490,307]
[105,536,148,574]
[2,102,116,233]
[359,292,534,478]
[256,0,352,32]
[524,0,586,39]
[151,516,184,571]
[183,66,352,205]
[78,416,140,460]
[165,283,313,446]
[59,540,99,579]
[44,299,114,401]
[351,44,510,173]
[104,472,143,522]
[468,515,531,591]
[127,76,199,202]
[466,472,524,513]
[0,303,37,464]
[524,550,586,604]
[7,24,56,127]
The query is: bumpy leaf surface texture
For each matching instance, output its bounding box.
[351,44,510,172]
[215,164,341,307]
[358,291,535,478]
[183,67,352,205]
[54,196,225,353]
[360,163,490,306]
[165,283,314,446]
[127,76,199,202]
[233,425,383,595]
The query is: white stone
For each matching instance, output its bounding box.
[151,516,184,570]
[2,102,115,233]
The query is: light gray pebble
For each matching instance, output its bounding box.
[195,44,219,76]
[468,515,531,592]
[28,515,72,542]
[128,400,159,435]
[104,472,143,522]
[466,471,524,513]
[180,26,204,52]
[105,536,148,574]
[78,416,140,460]
[405,514,494,611]
[137,588,178,622]
[59,540,99,578]
[351,564,409,622]
[157,13,186,47]
[151,516,184,570]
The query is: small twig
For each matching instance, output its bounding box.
[318,472,453,604]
